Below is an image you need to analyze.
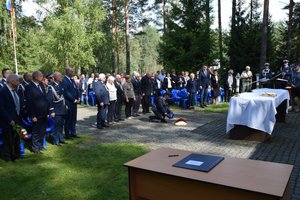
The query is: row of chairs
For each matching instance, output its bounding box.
[0,117,54,157]
[154,88,225,109]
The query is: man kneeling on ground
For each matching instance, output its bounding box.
[149,90,174,123]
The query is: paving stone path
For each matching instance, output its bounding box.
[76,106,300,199]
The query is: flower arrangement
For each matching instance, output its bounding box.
[14,124,31,140]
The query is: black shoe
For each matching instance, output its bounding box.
[55,143,62,146]
[103,124,109,128]
[200,105,205,108]
[65,136,74,140]
[72,135,80,139]
[97,126,104,129]
[114,119,119,122]
[118,118,125,121]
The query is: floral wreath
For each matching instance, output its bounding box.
[14,124,31,140]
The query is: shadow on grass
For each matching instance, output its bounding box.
[0,139,147,200]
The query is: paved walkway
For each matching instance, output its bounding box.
[76,106,300,199]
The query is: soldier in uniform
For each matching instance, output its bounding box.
[260,63,273,88]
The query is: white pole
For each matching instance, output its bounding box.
[10,10,18,75]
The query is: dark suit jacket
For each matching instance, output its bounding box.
[132,78,142,95]
[141,76,153,95]
[61,76,79,106]
[0,85,19,129]
[25,82,50,119]
[94,81,109,105]
[199,70,211,88]
[115,81,124,102]
[186,79,197,94]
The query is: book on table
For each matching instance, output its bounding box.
[173,153,224,172]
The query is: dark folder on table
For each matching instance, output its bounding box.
[173,153,224,172]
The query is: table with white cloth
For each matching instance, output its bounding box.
[226,89,290,141]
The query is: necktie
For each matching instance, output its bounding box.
[12,90,20,115]
[38,84,44,93]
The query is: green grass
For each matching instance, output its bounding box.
[202,103,229,113]
[0,137,147,200]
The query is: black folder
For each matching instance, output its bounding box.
[173,153,224,172]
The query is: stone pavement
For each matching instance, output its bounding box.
[76,106,300,199]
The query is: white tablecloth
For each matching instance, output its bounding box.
[226,89,290,135]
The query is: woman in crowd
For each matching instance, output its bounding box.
[123,75,135,119]
[211,69,220,104]
[106,76,117,124]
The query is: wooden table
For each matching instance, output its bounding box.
[124,148,293,200]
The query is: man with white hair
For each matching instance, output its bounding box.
[241,66,253,92]
[0,74,21,161]
[94,73,109,129]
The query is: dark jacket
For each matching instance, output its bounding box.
[115,81,124,102]
[50,82,67,116]
[94,81,109,105]
[61,76,79,106]
[24,82,51,119]
[186,79,197,94]
[0,85,19,129]
[199,70,211,88]
[141,76,153,96]
[132,77,142,95]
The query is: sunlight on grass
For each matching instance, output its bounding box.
[203,103,229,113]
[0,138,147,200]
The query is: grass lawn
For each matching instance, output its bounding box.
[0,137,147,200]
[203,103,229,113]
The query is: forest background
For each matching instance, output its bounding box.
[0,0,299,76]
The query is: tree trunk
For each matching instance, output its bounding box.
[111,0,116,73]
[259,0,269,70]
[287,0,294,60]
[218,0,223,68]
[125,0,131,75]
[250,0,253,24]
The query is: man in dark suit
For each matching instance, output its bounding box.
[0,68,12,88]
[61,67,80,139]
[25,71,54,153]
[94,73,110,129]
[132,73,142,117]
[50,72,67,145]
[141,72,153,114]
[198,66,211,108]
[0,74,21,161]
[114,74,124,121]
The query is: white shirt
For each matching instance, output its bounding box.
[106,82,117,101]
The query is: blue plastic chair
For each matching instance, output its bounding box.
[207,88,212,105]
[195,90,201,106]
[180,88,189,109]
[219,87,225,103]
[171,89,181,106]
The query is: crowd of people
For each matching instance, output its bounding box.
[1,60,300,162]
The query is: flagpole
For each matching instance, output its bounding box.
[10,9,18,75]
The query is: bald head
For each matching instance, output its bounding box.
[32,71,44,83]
[65,67,74,77]
[53,72,63,83]
[7,74,20,89]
